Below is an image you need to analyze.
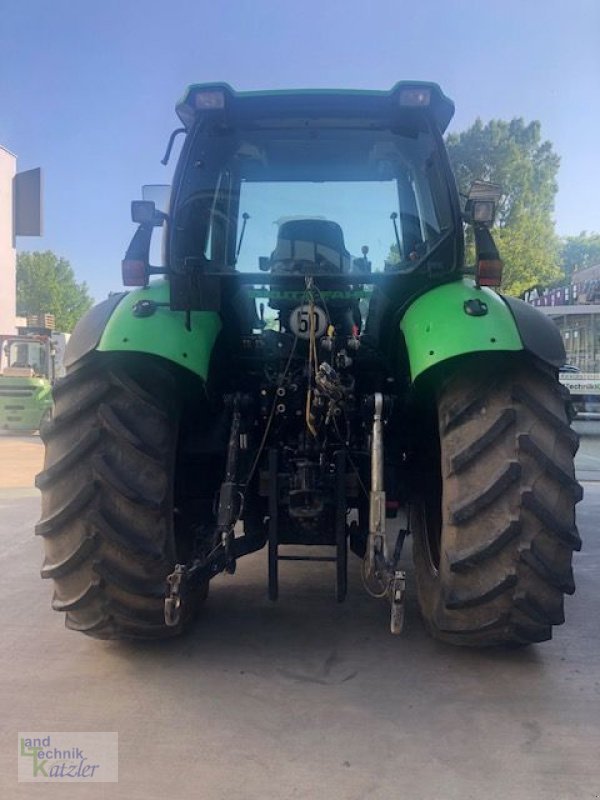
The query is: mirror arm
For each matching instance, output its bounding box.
[473,224,500,262]
[125,224,153,261]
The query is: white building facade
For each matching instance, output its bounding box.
[0,145,17,334]
[0,146,43,334]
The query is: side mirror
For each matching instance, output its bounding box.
[464,181,502,227]
[131,200,166,227]
[142,184,171,213]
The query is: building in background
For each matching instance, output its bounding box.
[0,146,16,334]
[524,266,600,417]
[0,145,43,334]
[524,265,600,372]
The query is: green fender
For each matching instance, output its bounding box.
[91,281,221,380]
[400,278,525,382]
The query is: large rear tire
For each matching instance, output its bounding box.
[412,356,582,647]
[36,353,207,639]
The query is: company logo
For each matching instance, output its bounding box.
[18,732,118,783]
[247,288,373,300]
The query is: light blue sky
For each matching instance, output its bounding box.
[2,0,598,301]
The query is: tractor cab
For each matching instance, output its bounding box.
[123,81,464,344]
[1,336,51,379]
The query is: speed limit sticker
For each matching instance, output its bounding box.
[289,305,328,339]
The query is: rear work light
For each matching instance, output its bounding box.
[472,200,496,225]
[122,259,148,287]
[194,90,225,110]
[398,88,431,107]
[476,259,504,288]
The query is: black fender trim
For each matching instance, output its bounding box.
[502,296,565,368]
[65,293,128,368]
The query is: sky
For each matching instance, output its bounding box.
[1,0,599,302]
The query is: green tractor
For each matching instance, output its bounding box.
[0,316,68,432]
[36,83,582,646]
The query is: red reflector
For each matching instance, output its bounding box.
[477,259,503,287]
[122,259,147,286]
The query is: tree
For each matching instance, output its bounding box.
[560,232,600,277]
[17,251,93,332]
[491,212,560,297]
[446,118,562,294]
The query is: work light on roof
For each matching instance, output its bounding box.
[194,90,226,110]
[398,88,431,107]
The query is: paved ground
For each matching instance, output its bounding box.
[0,434,44,488]
[1,433,599,799]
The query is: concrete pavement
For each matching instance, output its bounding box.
[0,433,44,489]
[0,434,599,799]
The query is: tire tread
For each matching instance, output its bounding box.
[413,356,582,647]
[36,352,203,639]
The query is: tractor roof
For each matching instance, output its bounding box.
[175,82,455,134]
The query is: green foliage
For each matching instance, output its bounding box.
[492,212,561,296]
[446,118,562,295]
[446,118,560,225]
[17,251,93,332]
[560,232,600,276]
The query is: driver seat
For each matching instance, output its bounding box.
[268,219,360,334]
[270,219,352,273]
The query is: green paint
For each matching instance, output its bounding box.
[400,279,523,381]
[0,376,52,431]
[97,281,221,380]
